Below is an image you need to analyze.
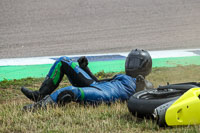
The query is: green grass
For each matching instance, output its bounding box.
[0,65,200,133]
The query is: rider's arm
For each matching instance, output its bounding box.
[78,56,113,82]
[78,56,98,81]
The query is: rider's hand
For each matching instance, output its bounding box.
[78,56,88,68]
[136,75,145,83]
[135,75,145,92]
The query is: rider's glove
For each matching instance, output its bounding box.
[78,56,88,68]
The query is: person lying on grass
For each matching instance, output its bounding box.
[21,49,153,111]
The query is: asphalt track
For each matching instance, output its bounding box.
[0,0,200,59]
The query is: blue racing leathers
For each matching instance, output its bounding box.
[50,74,136,104]
[45,56,136,105]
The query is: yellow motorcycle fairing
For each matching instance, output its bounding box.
[165,88,200,126]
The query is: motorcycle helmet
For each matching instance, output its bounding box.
[125,49,152,78]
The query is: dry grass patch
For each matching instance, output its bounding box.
[0,65,200,132]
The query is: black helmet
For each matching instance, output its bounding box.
[125,49,152,78]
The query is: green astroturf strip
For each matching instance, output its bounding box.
[153,56,200,67]
[0,56,200,81]
[0,64,51,81]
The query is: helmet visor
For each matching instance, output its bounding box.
[127,57,143,69]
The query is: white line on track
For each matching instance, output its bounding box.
[0,49,199,66]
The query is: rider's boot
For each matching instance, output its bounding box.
[23,95,56,111]
[21,77,56,102]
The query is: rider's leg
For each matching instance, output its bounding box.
[22,95,56,111]
[23,86,81,111]
[60,56,96,87]
[23,82,130,111]
[21,58,64,102]
[50,85,118,105]
[50,86,81,104]
[21,56,96,102]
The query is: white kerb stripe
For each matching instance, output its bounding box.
[0,49,199,66]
